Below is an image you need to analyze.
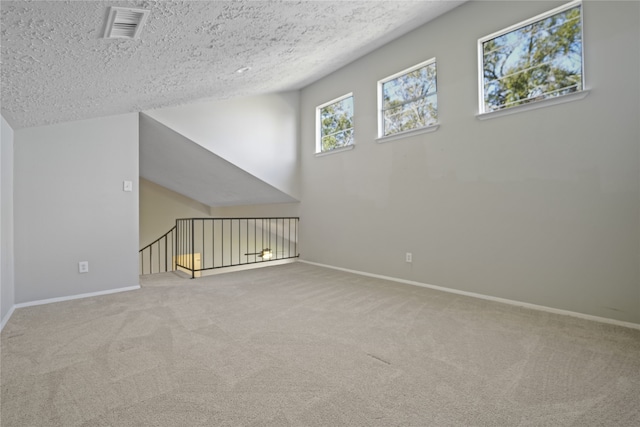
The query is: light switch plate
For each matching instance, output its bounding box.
[123,180,133,192]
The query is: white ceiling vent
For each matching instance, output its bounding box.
[103,7,150,39]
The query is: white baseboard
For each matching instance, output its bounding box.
[298,260,640,331]
[1,285,141,332]
[14,285,141,309]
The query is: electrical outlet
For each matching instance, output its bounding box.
[405,252,412,263]
[78,261,89,273]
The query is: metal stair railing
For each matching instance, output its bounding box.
[139,226,177,275]
[140,217,299,278]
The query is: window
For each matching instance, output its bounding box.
[378,58,437,138]
[316,93,354,154]
[479,0,583,114]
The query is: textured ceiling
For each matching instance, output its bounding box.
[1,0,464,129]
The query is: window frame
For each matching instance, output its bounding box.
[477,0,585,118]
[377,58,439,141]
[315,92,355,155]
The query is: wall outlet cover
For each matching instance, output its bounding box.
[79,261,89,273]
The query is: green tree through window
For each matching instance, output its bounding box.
[380,59,437,137]
[481,1,582,112]
[318,95,354,152]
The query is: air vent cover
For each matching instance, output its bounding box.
[103,7,150,39]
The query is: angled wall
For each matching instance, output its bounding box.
[144,91,301,201]
[299,1,640,323]
[14,114,139,303]
[139,113,296,208]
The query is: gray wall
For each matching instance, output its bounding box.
[1,115,15,325]
[299,1,640,323]
[14,114,139,303]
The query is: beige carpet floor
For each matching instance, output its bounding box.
[1,262,639,426]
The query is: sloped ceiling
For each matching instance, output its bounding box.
[1,0,465,130]
[140,113,297,207]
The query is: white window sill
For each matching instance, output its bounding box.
[376,124,440,144]
[476,90,590,121]
[315,144,355,157]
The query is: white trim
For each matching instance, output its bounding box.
[0,305,16,332]
[476,90,589,120]
[316,93,354,154]
[298,260,640,331]
[316,92,354,111]
[1,285,140,332]
[314,144,355,157]
[13,285,140,309]
[376,123,439,143]
[477,0,584,115]
[379,57,437,86]
[479,0,582,47]
[378,58,437,138]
